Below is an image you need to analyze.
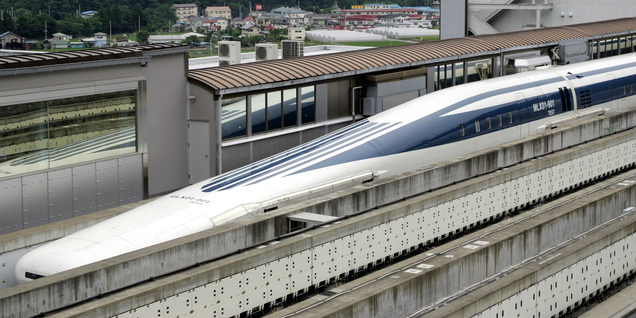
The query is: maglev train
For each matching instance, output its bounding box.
[15,53,636,283]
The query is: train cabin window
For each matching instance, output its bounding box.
[475,120,480,132]
[624,86,627,95]
[459,124,465,136]
[508,112,513,124]
[631,83,634,93]
[497,115,502,127]
[486,117,491,129]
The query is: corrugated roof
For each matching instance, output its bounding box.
[189,18,636,93]
[0,43,186,69]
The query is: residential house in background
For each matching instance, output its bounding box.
[173,4,198,23]
[48,32,70,49]
[81,10,98,19]
[0,31,25,50]
[310,14,331,26]
[232,17,245,28]
[255,13,283,26]
[271,7,310,25]
[205,6,232,20]
[81,32,108,48]
[288,28,306,41]
[190,16,208,31]
[241,23,261,36]
[202,17,229,30]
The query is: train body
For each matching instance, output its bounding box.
[15,53,636,283]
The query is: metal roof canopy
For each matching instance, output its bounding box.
[0,43,187,70]
[189,18,636,95]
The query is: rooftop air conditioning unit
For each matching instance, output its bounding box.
[281,40,304,59]
[255,43,279,61]
[218,41,241,66]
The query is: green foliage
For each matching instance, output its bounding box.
[137,30,149,44]
[182,34,201,47]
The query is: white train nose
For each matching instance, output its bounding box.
[15,237,108,284]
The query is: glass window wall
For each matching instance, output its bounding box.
[301,86,315,124]
[267,91,282,131]
[467,59,492,83]
[454,62,465,86]
[0,90,137,178]
[283,89,297,127]
[221,96,247,139]
[229,85,316,139]
[251,93,266,135]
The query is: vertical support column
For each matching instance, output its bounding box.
[536,9,541,29]
[137,80,149,199]
[215,94,224,176]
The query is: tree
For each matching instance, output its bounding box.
[182,34,200,47]
[0,14,15,34]
[137,30,149,44]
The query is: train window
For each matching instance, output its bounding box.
[624,86,627,95]
[486,117,491,129]
[459,124,465,136]
[475,120,480,132]
[631,83,634,93]
[508,112,513,124]
[497,115,502,126]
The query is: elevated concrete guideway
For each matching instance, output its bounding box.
[3,105,636,317]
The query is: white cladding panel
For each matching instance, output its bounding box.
[472,233,636,318]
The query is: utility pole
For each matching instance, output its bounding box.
[139,16,141,32]
[109,21,112,47]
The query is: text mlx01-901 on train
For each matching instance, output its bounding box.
[15,54,636,283]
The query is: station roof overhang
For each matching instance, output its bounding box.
[188,17,636,96]
[0,43,189,77]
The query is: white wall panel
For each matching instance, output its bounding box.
[72,163,96,217]
[96,159,119,211]
[48,168,73,222]
[290,249,311,294]
[22,173,48,229]
[268,257,290,302]
[218,274,243,317]
[0,178,22,234]
[191,282,219,318]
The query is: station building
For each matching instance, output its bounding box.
[2,18,636,235]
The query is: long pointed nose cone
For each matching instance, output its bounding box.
[15,237,113,284]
